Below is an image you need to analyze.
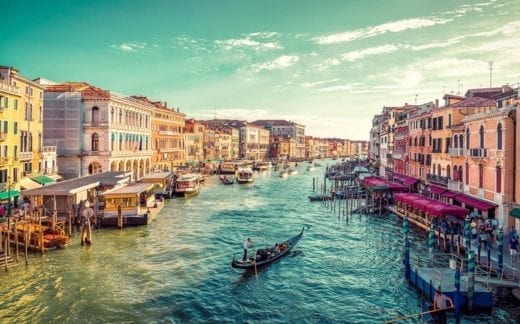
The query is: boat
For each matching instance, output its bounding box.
[279,171,288,178]
[174,174,200,197]
[314,163,322,167]
[308,195,331,201]
[231,227,304,269]
[253,161,272,171]
[288,169,298,175]
[220,161,237,174]
[307,166,315,172]
[219,175,234,185]
[235,167,255,184]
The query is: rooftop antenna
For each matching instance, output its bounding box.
[488,61,494,87]
[414,94,418,105]
[457,79,461,95]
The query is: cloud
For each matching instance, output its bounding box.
[318,84,357,92]
[110,42,146,53]
[313,57,341,70]
[341,44,399,62]
[314,18,451,45]
[246,55,300,73]
[300,78,341,88]
[214,31,282,51]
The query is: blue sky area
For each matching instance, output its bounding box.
[2,0,520,139]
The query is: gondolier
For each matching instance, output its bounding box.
[243,237,254,261]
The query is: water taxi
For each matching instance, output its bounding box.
[174,174,201,197]
[279,170,288,178]
[288,169,298,176]
[236,167,255,184]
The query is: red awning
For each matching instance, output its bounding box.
[425,202,468,218]
[454,194,497,211]
[440,190,459,198]
[403,177,419,186]
[429,185,447,195]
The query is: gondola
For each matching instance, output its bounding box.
[231,227,304,269]
[308,195,331,201]
[219,175,234,185]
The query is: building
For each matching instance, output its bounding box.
[270,135,295,161]
[252,120,305,159]
[0,66,54,206]
[185,119,205,165]
[43,82,153,180]
[240,123,269,160]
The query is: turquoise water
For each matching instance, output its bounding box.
[0,162,518,322]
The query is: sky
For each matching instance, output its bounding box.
[2,0,520,140]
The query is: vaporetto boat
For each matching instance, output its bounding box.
[235,167,255,184]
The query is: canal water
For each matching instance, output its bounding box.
[1,161,518,322]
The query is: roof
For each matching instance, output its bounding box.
[43,82,110,99]
[252,120,300,127]
[140,172,174,181]
[21,171,131,196]
[465,86,512,99]
[451,97,496,108]
[101,182,155,196]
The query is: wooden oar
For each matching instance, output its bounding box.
[254,258,258,279]
[385,306,454,323]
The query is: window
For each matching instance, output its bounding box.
[447,165,451,179]
[497,123,503,150]
[496,167,502,193]
[3,121,7,133]
[479,125,484,149]
[111,108,114,123]
[453,135,458,148]
[432,163,436,175]
[465,162,469,185]
[92,106,100,124]
[437,164,441,176]
[453,165,458,181]
[466,128,470,149]
[14,99,17,110]
[92,133,99,151]
[459,135,463,149]
[14,122,17,135]
[479,164,483,188]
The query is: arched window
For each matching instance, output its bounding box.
[465,128,470,149]
[479,164,484,188]
[496,167,502,193]
[497,123,503,150]
[110,108,114,123]
[458,166,462,182]
[447,165,451,180]
[453,135,458,148]
[432,163,436,175]
[459,134,463,149]
[92,133,99,151]
[479,125,485,149]
[119,110,123,124]
[437,164,441,176]
[92,106,99,124]
[453,165,458,181]
[465,162,469,185]
[414,137,417,146]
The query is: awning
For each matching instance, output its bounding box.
[454,193,497,211]
[429,185,446,195]
[31,175,56,185]
[47,174,62,181]
[510,208,520,219]
[440,190,459,198]
[404,177,419,186]
[0,190,20,200]
[20,177,42,190]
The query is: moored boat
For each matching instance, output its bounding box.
[307,166,315,171]
[174,174,201,197]
[279,170,288,178]
[288,169,298,175]
[236,167,255,184]
[231,227,304,269]
[219,175,234,185]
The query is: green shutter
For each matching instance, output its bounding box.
[3,121,7,133]
[14,99,17,110]
[510,208,520,219]
[14,122,17,135]
[3,97,7,108]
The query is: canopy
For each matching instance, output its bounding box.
[454,193,497,211]
[0,190,20,200]
[31,175,56,185]
[425,202,468,218]
[440,190,459,198]
[429,185,447,195]
[510,208,520,219]
[20,177,42,190]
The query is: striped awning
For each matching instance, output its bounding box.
[20,177,42,190]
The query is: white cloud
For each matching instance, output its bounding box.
[314,18,451,45]
[215,38,282,51]
[246,55,300,73]
[300,79,341,88]
[341,44,399,62]
[394,70,423,89]
[313,57,341,71]
[318,84,356,92]
[110,42,146,53]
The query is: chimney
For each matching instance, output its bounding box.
[435,99,439,108]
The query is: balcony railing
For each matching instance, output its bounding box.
[448,180,463,192]
[111,150,153,158]
[42,146,57,153]
[465,148,487,158]
[0,82,20,95]
[19,151,33,161]
[448,148,464,157]
[427,173,449,186]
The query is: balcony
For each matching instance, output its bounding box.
[158,130,180,136]
[42,146,57,153]
[82,151,110,157]
[159,147,182,153]
[448,180,463,192]
[465,148,487,158]
[19,151,33,161]
[448,148,464,157]
[111,150,153,158]
[392,152,403,160]
[0,82,20,95]
[0,156,9,164]
[427,173,449,186]
[0,132,6,141]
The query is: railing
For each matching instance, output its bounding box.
[42,146,57,153]
[0,82,20,94]
[465,148,487,158]
[477,188,484,198]
[448,148,464,157]
[19,151,33,161]
[111,150,153,158]
[158,130,180,136]
[447,180,463,192]
[427,173,449,186]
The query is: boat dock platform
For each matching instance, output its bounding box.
[409,266,493,309]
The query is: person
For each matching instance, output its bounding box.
[22,200,30,218]
[509,226,519,242]
[510,234,518,263]
[243,237,254,261]
[274,243,280,254]
[80,202,94,245]
[433,288,453,324]
[0,204,5,218]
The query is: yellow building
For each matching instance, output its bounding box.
[0,66,46,206]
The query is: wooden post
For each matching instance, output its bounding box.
[39,208,44,254]
[4,232,8,272]
[14,218,19,262]
[68,211,72,237]
[117,204,123,230]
